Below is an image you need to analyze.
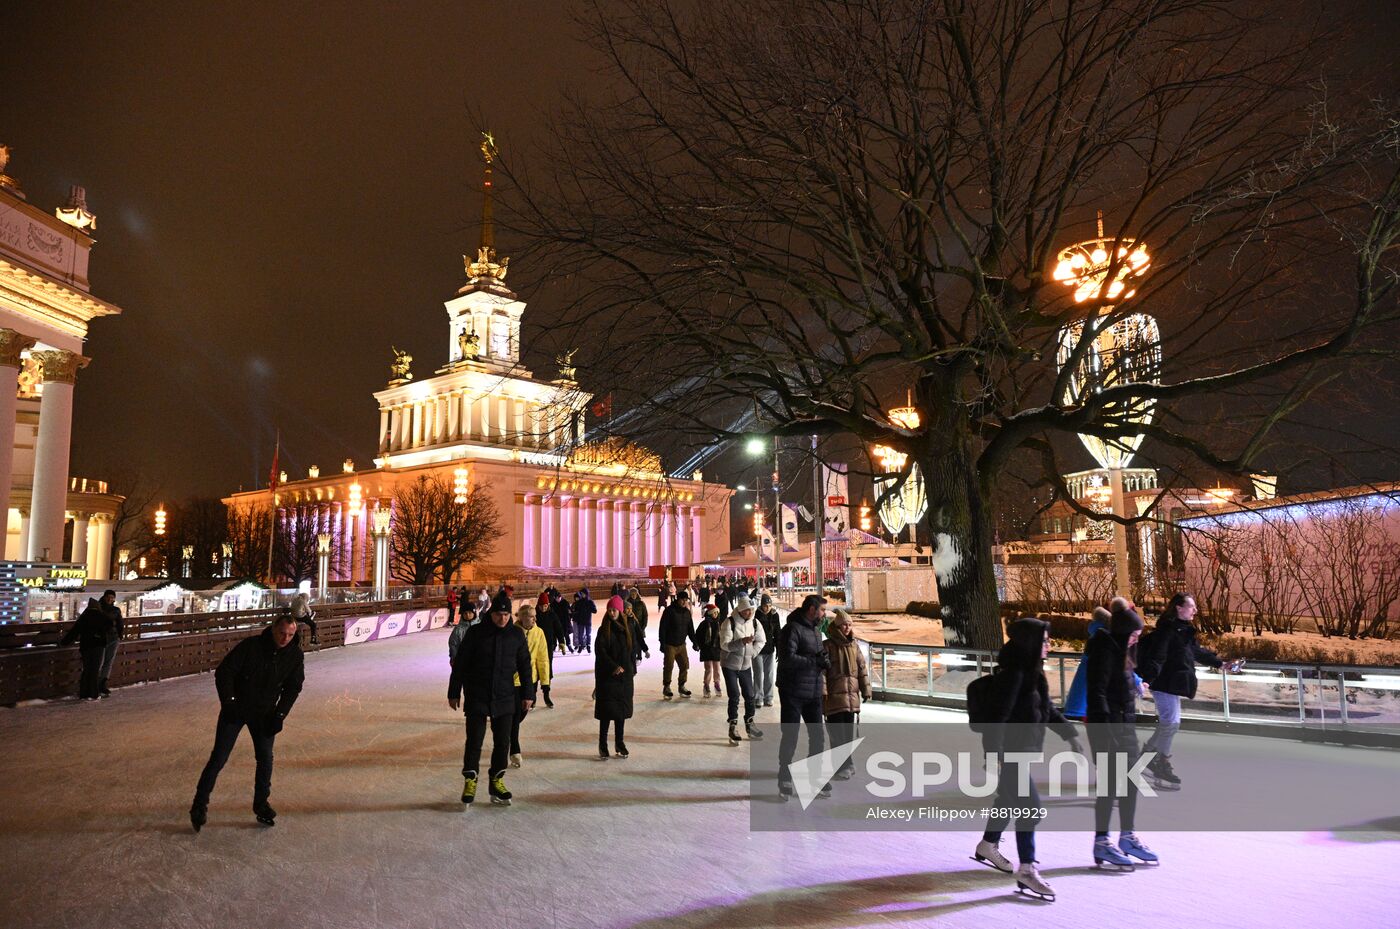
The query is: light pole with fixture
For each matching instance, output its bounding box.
[1051,212,1156,597]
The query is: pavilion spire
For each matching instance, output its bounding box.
[464,131,508,284]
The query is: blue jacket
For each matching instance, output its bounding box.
[1064,619,1142,718]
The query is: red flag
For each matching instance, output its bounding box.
[591,393,613,420]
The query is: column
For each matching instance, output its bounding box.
[692,508,704,564]
[513,398,526,447]
[71,512,90,565]
[17,507,31,561]
[628,502,643,570]
[578,499,595,569]
[675,505,689,567]
[564,498,580,570]
[497,397,509,443]
[645,503,659,569]
[0,331,37,517]
[435,397,448,444]
[92,516,113,580]
[612,501,625,570]
[548,498,562,570]
[379,408,389,451]
[28,350,87,561]
[523,495,539,568]
[596,501,611,569]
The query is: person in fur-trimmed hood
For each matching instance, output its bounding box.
[821,609,870,780]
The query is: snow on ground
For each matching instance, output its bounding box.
[2,626,1397,929]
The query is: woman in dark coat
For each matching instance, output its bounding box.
[1085,606,1158,868]
[694,604,724,697]
[973,617,1083,902]
[534,593,565,708]
[594,597,636,759]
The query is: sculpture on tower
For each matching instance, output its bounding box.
[555,348,578,383]
[389,346,413,383]
[463,131,510,283]
[457,324,480,361]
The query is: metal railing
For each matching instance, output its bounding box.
[863,640,1400,738]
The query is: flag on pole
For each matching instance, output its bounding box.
[591,393,613,420]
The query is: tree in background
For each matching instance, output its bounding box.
[390,475,501,585]
[273,505,338,586]
[500,0,1400,647]
[225,503,273,580]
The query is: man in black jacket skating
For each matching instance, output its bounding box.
[190,613,305,831]
[60,591,123,700]
[448,591,533,805]
[657,589,696,699]
[776,594,830,799]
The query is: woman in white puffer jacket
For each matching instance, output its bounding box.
[718,594,767,744]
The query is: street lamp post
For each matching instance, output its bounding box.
[316,532,332,600]
[371,507,391,599]
[1052,213,1156,598]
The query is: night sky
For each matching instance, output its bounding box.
[3,1,1398,505]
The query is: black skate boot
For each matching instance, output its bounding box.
[663,687,674,700]
[98,679,111,698]
[728,720,742,744]
[488,772,513,806]
[745,716,764,740]
[615,741,629,759]
[1147,754,1181,790]
[598,740,610,760]
[678,685,692,698]
[189,801,207,833]
[253,801,276,826]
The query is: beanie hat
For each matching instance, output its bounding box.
[1110,607,1145,638]
[490,590,512,615]
[607,594,625,615]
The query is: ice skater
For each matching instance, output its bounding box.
[1084,604,1158,870]
[60,590,123,700]
[776,594,830,801]
[752,594,780,707]
[1135,592,1240,789]
[189,613,305,831]
[289,592,320,646]
[572,588,597,653]
[448,605,477,662]
[821,608,869,780]
[595,596,636,759]
[448,591,533,806]
[971,617,1084,902]
[509,604,551,768]
[658,589,696,699]
[718,593,765,744]
[695,603,724,697]
[534,592,566,707]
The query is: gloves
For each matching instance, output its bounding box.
[816,651,832,670]
[265,711,286,735]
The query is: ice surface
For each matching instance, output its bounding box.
[1,626,1397,928]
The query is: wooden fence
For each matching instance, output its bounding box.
[0,597,440,706]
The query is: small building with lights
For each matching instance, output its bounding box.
[222,141,732,584]
[0,145,123,577]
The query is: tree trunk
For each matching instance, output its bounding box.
[921,439,1004,652]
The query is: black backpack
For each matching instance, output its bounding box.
[966,670,1002,733]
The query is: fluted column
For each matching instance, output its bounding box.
[627,502,642,570]
[580,498,597,569]
[17,507,31,560]
[90,516,113,580]
[692,507,705,563]
[0,331,37,521]
[28,350,87,561]
[71,512,90,565]
[675,505,690,567]
[596,501,612,569]
[548,497,562,569]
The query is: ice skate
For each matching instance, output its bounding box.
[678,686,692,698]
[189,802,207,833]
[489,773,512,806]
[1146,754,1181,790]
[663,688,674,701]
[728,720,742,744]
[598,741,610,760]
[704,683,712,698]
[971,839,1012,873]
[1119,832,1160,865]
[253,801,276,827]
[745,717,764,740]
[461,772,478,804]
[509,753,522,769]
[778,778,795,801]
[1014,863,1055,901]
[615,742,629,759]
[1093,837,1135,871]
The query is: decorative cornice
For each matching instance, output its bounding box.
[0,328,37,367]
[32,348,89,384]
[0,258,121,338]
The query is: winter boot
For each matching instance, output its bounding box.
[972,839,1012,873]
[189,802,207,833]
[1093,837,1135,871]
[489,772,512,806]
[728,720,742,744]
[1118,832,1160,864]
[461,772,478,804]
[253,801,276,827]
[744,716,764,740]
[1014,863,1055,901]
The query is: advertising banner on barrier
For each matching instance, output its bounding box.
[343,608,447,645]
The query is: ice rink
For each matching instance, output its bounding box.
[2,624,1397,929]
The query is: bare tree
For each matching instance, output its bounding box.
[105,470,160,577]
[390,476,502,585]
[498,0,1400,647]
[1293,496,1400,639]
[274,505,337,586]
[226,504,273,581]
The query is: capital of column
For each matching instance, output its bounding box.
[32,349,90,384]
[0,330,38,367]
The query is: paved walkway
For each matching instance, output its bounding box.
[1,625,1395,928]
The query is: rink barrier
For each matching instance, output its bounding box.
[863,640,1400,748]
[0,597,446,705]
